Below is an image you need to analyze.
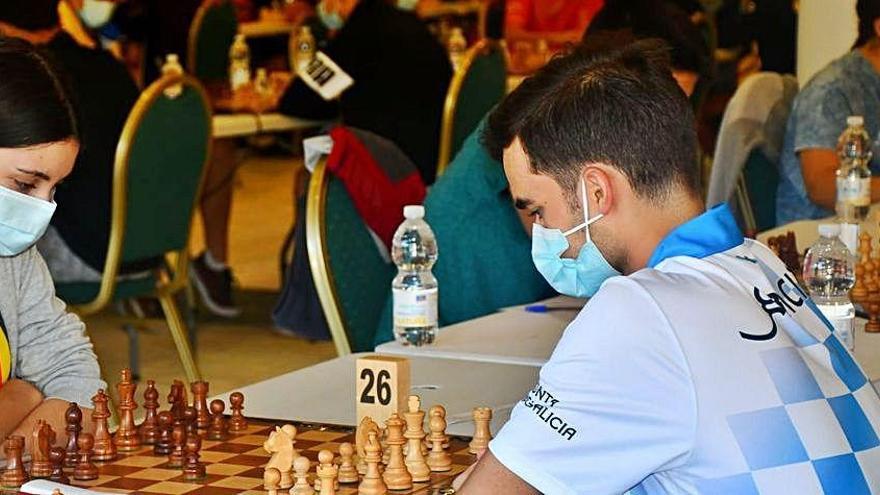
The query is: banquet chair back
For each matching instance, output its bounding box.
[306,158,396,356]
[54,74,213,383]
[187,0,239,83]
[436,39,508,177]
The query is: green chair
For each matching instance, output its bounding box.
[187,0,239,84]
[306,158,396,355]
[55,74,213,383]
[436,39,508,177]
[736,148,780,235]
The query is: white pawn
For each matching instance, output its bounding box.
[338,442,359,484]
[317,450,338,495]
[427,405,452,472]
[290,456,314,495]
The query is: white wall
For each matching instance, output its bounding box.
[797,0,857,84]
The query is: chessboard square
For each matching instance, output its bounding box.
[827,394,880,452]
[198,450,238,463]
[812,453,872,495]
[206,462,253,476]
[200,440,221,449]
[96,463,150,477]
[233,424,273,436]
[97,476,167,491]
[203,442,257,454]
[222,454,268,467]
[186,487,250,495]
[89,489,134,494]
[71,475,121,487]
[727,406,809,470]
[168,473,227,485]
[297,429,350,442]
[760,347,824,404]
[751,461,823,495]
[139,480,202,494]
[786,400,851,459]
[237,466,265,478]
[207,475,264,490]
[228,434,268,445]
[109,455,169,468]
[126,467,184,481]
[309,441,347,453]
[243,447,269,456]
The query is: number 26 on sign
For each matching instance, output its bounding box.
[356,356,411,427]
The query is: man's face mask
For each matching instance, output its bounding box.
[531,178,620,297]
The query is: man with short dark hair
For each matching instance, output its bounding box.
[455,40,880,494]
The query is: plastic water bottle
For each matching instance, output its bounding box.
[161,53,184,98]
[803,224,856,350]
[392,205,438,346]
[836,116,872,223]
[289,25,315,76]
[447,27,467,71]
[229,34,251,91]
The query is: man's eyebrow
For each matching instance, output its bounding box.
[514,198,534,210]
[16,168,50,181]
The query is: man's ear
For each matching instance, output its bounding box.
[873,18,880,40]
[582,166,614,217]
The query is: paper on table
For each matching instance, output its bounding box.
[21,480,105,495]
[499,295,586,312]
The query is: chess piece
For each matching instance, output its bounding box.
[207,399,229,440]
[317,450,338,495]
[337,442,358,483]
[155,411,174,455]
[358,431,387,495]
[49,446,69,484]
[74,433,99,481]
[168,423,187,468]
[469,407,492,454]
[115,368,141,451]
[183,434,206,480]
[91,389,117,461]
[30,419,55,478]
[140,380,160,445]
[382,413,411,490]
[191,381,211,430]
[853,233,872,303]
[263,425,296,489]
[1,435,27,488]
[264,467,282,495]
[183,406,198,436]
[169,380,186,421]
[292,456,315,495]
[64,402,82,468]
[229,391,248,432]
[403,396,430,482]
[426,405,452,472]
[355,416,380,476]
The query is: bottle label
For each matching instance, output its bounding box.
[837,176,871,206]
[393,288,438,328]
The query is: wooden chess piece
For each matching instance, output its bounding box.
[30,419,55,478]
[169,380,186,421]
[115,368,141,451]
[228,391,248,432]
[292,456,315,495]
[263,425,296,489]
[426,405,452,472]
[168,423,187,468]
[337,442,358,484]
[853,233,872,303]
[154,411,174,456]
[355,416,380,476]
[49,446,69,484]
[468,407,492,454]
[64,402,82,468]
[382,413,411,490]
[140,380,160,445]
[264,467,282,495]
[1,435,27,489]
[73,433,99,481]
[317,450,338,495]
[403,396,430,482]
[207,399,229,440]
[183,434,206,480]
[91,389,117,461]
[358,431,387,495]
[191,381,211,430]
[183,406,198,436]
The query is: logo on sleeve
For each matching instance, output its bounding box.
[521,384,578,441]
[740,272,806,342]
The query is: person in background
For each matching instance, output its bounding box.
[0,0,147,284]
[0,36,105,451]
[776,0,880,225]
[505,0,604,48]
[278,0,452,185]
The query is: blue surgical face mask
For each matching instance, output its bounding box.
[0,185,56,257]
[79,0,117,29]
[317,1,345,31]
[397,0,419,11]
[531,179,620,297]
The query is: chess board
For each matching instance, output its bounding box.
[19,420,475,495]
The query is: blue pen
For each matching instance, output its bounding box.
[525,304,582,313]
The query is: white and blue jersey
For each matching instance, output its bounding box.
[490,204,880,494]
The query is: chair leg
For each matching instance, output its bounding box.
[122,324,141,382]
[157,291,202,383]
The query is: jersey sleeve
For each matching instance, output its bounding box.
[792,84,851,153]
[489,277,697,494]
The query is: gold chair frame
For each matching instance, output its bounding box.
[72,74,213,383]
[435,39,507,178]
[305,157,353,357]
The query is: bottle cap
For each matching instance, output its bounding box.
[166,54,179,64]
[818,223,841,238]
[847,116,864,126]
[403,205,425,220]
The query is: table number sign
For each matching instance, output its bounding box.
[298,51,354,101]
[355,355,411,428]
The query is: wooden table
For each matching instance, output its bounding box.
[240,19,294,38]
[212,113,324,139]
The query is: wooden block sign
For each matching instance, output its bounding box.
[355,355,411,429]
